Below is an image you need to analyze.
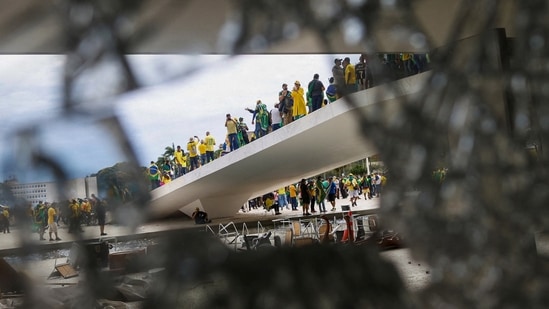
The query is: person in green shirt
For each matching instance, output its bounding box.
[316,176,327,213]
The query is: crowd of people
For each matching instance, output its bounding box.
[244,172,387,216]
[14,194,110,241]
[146,53,428,190]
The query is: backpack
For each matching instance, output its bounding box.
[283,96,293,113]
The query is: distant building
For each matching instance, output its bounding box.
[9,176,98,205]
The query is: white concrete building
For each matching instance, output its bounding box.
[9,176,98,205]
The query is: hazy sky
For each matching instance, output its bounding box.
[0,54,357,181]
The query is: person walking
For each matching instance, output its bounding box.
[96,199,107,236]
[47,204,61,241]
[316,176,327,213]
[327,176,337,211]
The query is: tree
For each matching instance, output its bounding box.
[96,162,146,202]
[349,164,367,176]
[163,145,175,160]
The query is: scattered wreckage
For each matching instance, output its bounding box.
[207,211,404,251]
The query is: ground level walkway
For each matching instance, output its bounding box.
[0,195,381,256]
[0,196,385,291]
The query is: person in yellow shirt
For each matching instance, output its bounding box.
[204,131,216,163]
[68,199,82,234]
[225,114,240,151]
[187,136,200,171]
[198,140,207,166]
[343,57,357,93]
[0,207,9,234]
[161,173,172,185]
[174,145,187,177]
[345,174,359,207]
[289,184,298,210]
[402,53,414,75]
[48,204,61,241]
[80,199,92,225]
[263,193,281,215]
[277,187,289,210]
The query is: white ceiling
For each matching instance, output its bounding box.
[0,0,516,54]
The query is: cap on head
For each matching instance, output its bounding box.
[295,80,301,85]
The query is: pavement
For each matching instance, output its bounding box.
[0,195,381,256]
[0,196,435,294]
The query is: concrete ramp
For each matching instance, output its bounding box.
[149,72,429,219]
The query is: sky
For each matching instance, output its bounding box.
[0,54,357,182]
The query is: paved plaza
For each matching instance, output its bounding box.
[0,196,433,292]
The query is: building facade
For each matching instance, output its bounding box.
[9,176,98,205]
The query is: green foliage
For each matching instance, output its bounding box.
[163,145,175,159]
[96,162,146,201]
[349,164,367,176]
